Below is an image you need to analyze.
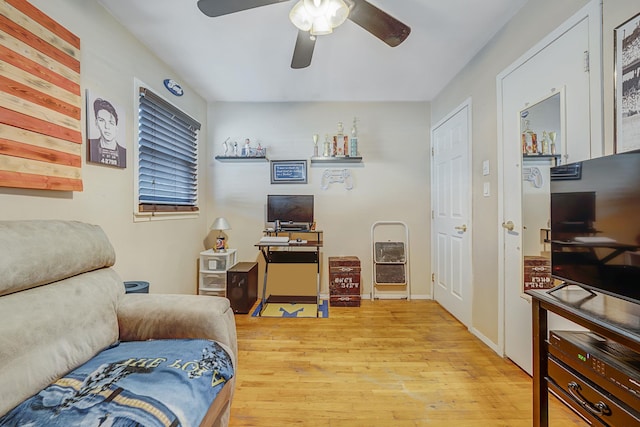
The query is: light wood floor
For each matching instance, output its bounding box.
[229,300,584,426]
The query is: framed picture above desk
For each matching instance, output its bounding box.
[270,160,307,184]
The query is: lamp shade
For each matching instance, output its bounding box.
[210,217,231,231]
[289,0,349,36]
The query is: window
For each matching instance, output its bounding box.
[137,87,200,216]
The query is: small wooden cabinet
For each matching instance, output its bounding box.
[198,249,237,297]
[227,262,258,314]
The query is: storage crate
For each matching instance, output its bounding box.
[523,256,552,291]
[199,272,226,292]
[329,256,361,306]
[330,294,361,307]
[199,289,226,297]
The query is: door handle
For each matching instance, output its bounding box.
[454,224,467,233]
[502,221,515,231]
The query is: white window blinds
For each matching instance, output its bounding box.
[138,88,200,213]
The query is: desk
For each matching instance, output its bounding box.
[526,288,640,427]
[255,231,323,315]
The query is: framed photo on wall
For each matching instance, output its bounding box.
[86,90,127,168]
[614,12,640,153]
[270,160,307,184]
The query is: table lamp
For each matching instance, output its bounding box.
[210,217,231,252]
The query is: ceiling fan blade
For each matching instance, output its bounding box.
[197,0,289,17]
[291,30,316,69]
[347,0,410,47]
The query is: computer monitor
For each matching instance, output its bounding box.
[266,195,314,229]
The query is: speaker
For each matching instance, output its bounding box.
[227,262,258,314]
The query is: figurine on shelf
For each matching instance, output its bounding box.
[242,138,251,156]
[350,117,359,157]
[313,134,319,157]
[222,137,230,156]
[232,141,238,157]
[335,122,344,156]
[521,120,538,155]
[541,131,549,155]
[256,142,265,157]
[323,134,331,157]
[549,131,557,155]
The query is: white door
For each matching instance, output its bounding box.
[432,100,472,327]
[498,3,602,374]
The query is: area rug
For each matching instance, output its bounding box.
[252,300,328,318]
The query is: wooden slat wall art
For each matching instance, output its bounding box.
[0,0,82,191]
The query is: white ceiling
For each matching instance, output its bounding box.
[96,0,527,102]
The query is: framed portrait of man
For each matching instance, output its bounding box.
[86,90,127,168]
[615,12,640,153]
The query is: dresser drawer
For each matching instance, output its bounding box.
[548,355,640,427]
[199,272,226,292]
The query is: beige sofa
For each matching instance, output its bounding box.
[0,220,237,426]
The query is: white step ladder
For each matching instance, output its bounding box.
[371,221,410,300]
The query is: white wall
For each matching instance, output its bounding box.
[430,0,639,345]
[0,0,209,294]
[206,102,431,298]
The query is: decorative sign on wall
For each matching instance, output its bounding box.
[320,168,353,190]
[270,160,307,184]
[0,0,82,191]
[163,79,183,97]
[86,91,126,168]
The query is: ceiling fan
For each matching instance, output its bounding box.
[196,0,410,69]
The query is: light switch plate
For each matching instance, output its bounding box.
[483,182,490,197]
[482,160,490,176]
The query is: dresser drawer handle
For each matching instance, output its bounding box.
[567,381,611,416]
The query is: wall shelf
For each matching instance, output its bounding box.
[523,154,560,160]
[215,156,268,162]
[310,156,362,164]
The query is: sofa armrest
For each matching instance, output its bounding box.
[117,294,237,367]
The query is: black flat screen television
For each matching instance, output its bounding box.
[550,151,640,304]
[266,195,314,226]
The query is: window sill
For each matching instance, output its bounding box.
[134,211,199,222]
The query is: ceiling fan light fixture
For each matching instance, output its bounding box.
[289,0,349,36]
[311,16,333,35]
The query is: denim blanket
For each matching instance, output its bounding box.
[0,339,234,427]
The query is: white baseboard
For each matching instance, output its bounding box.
[470,327,502,356]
